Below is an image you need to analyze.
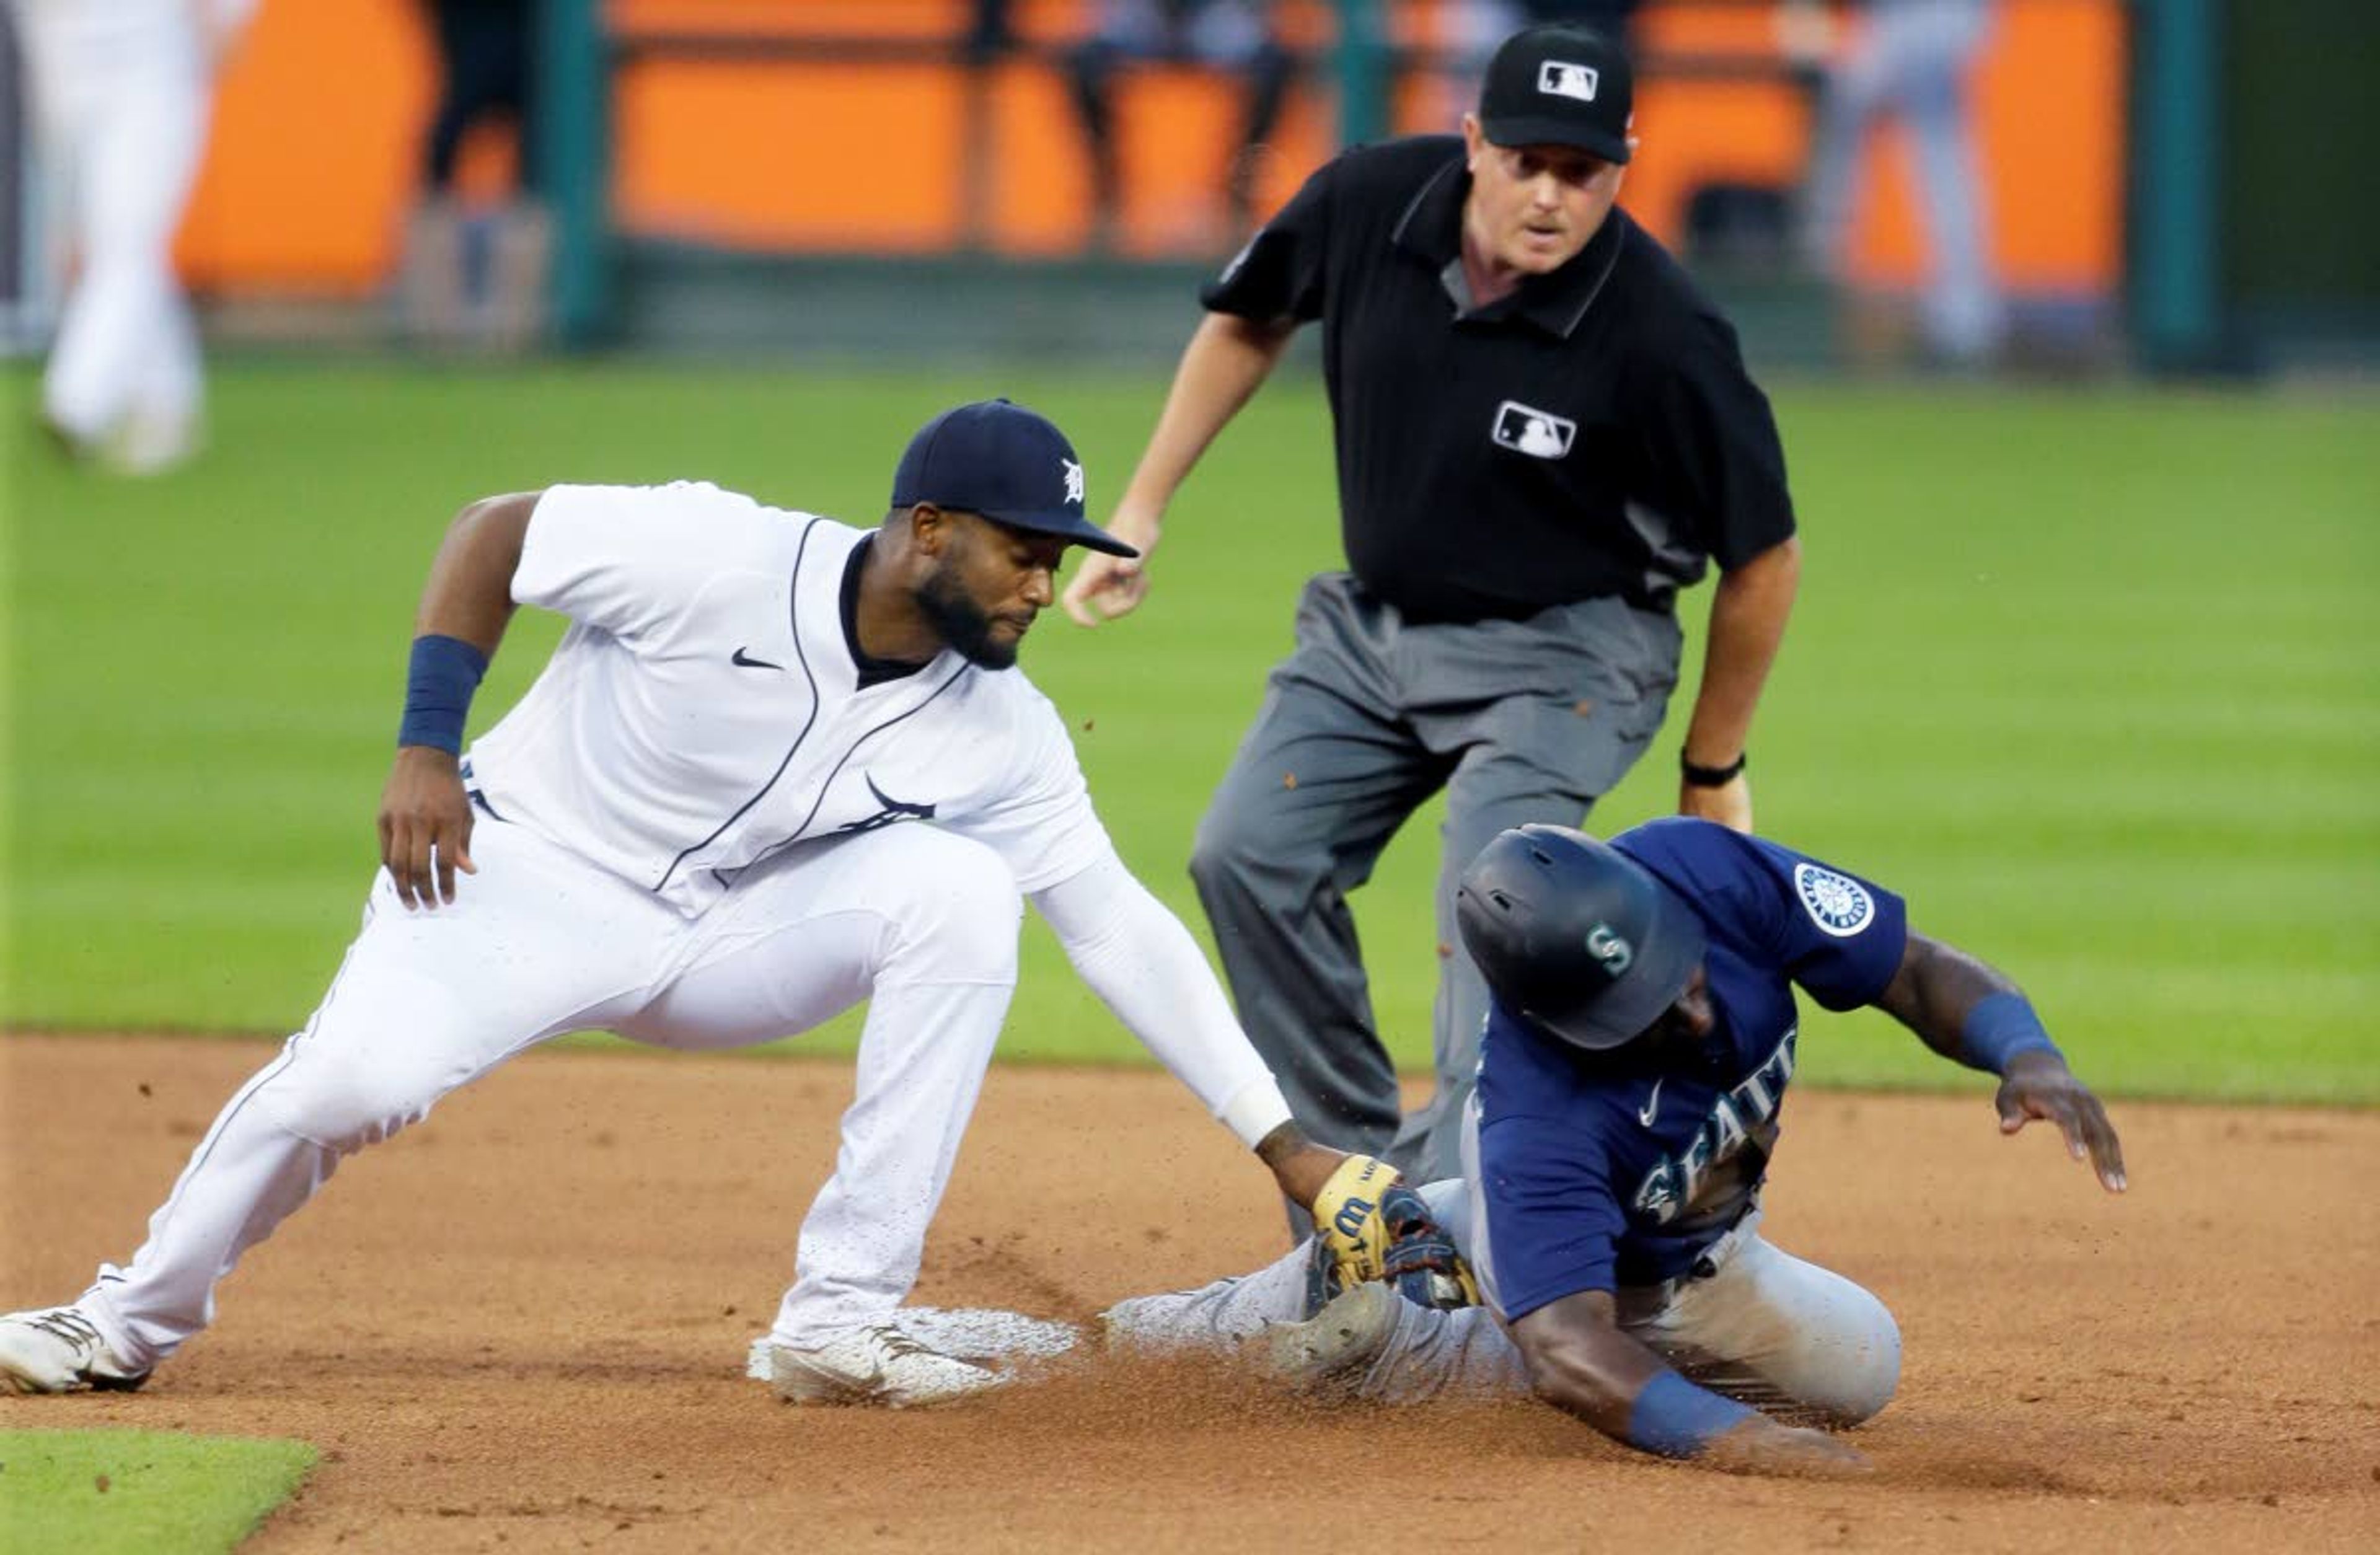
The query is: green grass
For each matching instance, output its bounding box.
[5,363,2376,1102]
[0,1429,315,1554]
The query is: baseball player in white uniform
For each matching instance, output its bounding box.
[0,399,1394,1407]
[14,0,253,472]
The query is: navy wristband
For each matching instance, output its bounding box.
[1959,991,2063,1075]
[397,634,490,755]
[1626,1370,1757,1458]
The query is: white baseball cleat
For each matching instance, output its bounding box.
[1261,1280,1400,1393]
[0,1306,150,1394]
[762,1323,1007,1408]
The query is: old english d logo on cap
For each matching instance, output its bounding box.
[889,399,1137,557]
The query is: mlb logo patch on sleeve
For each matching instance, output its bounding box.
[1538,61,1600,102]
[1492,401,1577,460]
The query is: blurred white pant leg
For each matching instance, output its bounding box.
[1802,0,2002,361]
[1622,1214,1902,1425]
[82,819,675,1367]
[620,826,1026,1348]
[1886,3,2004,360]
[19,0,211,444]
[1800,3,1890,274]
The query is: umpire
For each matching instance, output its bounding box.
[1062,23,1802,1186]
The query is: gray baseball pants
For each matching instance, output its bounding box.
[1189,573,1680,1185]
[1099,1179,1902,1427]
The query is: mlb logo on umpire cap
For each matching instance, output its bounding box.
[1538,61,1599,102]
[1478,23,1634,164]
[1492,400,1577,460]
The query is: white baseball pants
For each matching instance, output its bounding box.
[81,813,1027,1369]
[15,0,213,446]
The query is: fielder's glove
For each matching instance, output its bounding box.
[1311,1156,1481,1313]
[1374,1184,1481,1311]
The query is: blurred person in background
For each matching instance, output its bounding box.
[14,0,256,474]
[400,0,547,351]
[1791,0,2006,368]
[1067,1,1297,253]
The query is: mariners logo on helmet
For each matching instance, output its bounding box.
[1792,863,1874,937]
[1585,923,1634,974]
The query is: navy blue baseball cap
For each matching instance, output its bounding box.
[890,399,1139,558]
[1455,824,1704,1052]
[1478,23,1635,165]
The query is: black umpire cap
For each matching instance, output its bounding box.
[1477,23,1636,165]
[891,399,1139,558]
[1455,824,1704,1051]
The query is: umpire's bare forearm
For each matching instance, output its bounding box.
[1681,535,1800,767]
[1116,313,1298,522]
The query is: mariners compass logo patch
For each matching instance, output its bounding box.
[1792,863,1874,937]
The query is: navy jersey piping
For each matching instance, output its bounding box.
[654,516,828,894]
[734,659,974,876]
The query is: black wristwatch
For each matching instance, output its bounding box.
[1680,750,1748,788]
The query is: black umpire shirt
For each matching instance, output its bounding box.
[1202,134,1795,625]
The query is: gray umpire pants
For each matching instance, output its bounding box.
[1189,573,1680,1187]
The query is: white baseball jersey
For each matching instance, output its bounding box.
[465,482,1112,915]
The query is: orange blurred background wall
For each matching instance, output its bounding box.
[175,0,2123,300]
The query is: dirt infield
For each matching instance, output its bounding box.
[3,1034,2374,1553]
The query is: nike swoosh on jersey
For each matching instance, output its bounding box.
[731,646,783,671]
[1637,1077,1663,1128]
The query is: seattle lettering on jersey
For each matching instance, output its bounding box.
[1631,1028,1796,1225]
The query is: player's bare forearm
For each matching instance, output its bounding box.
[1121,312,1297,520]
[1513,1291,1665,1438]
[1253,1123,1349,1209]
[1677,536,1799,830]
[380,492,537,909]
[412,491,539,654]
[1875,933,2128,1190]
[1874,931,2022,1064]
[1517,1293,1867,1476]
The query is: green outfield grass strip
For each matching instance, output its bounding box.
[6,366,2376,1106]
[0,1428,317,1554]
